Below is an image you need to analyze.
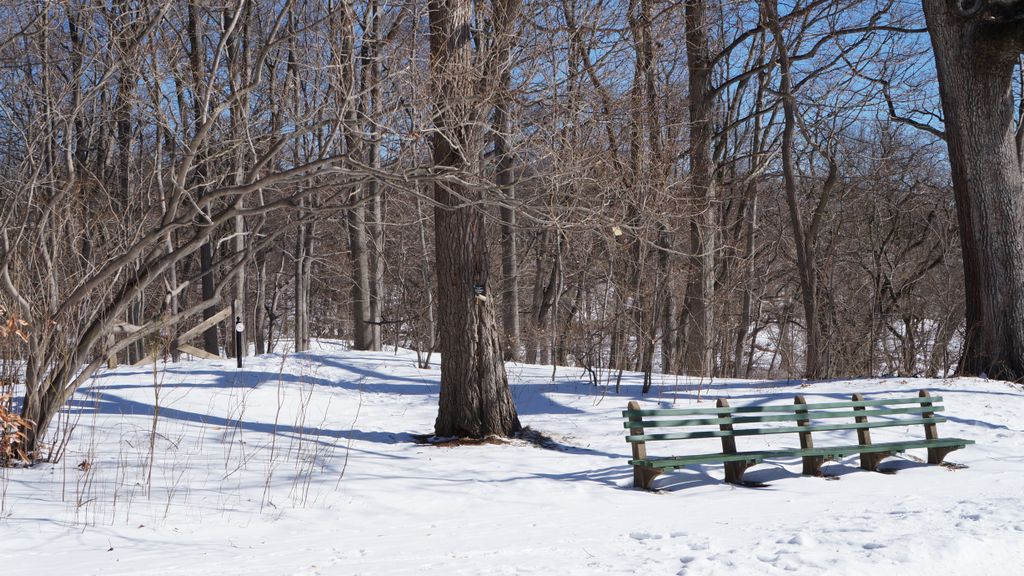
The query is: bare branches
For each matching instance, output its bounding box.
[0,0,973,454]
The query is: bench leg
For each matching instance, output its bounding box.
[634,465,662,490]
[802,455,824,476]
[928,445,961,465]
[724,460,756,484]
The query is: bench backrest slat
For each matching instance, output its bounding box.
[626,416,948,442]
[621,395,941,418]
[623,405,944,429]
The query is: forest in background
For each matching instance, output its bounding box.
[1,0,1021,458]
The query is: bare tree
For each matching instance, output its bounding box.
[0,1,385,457]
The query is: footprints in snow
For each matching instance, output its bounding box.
[630,527,886,574]
[290,546,368,576]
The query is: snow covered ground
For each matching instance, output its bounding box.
[2,341,1022,575]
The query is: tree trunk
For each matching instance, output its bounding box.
[294,214,314,353]
[254,255,267,355]
[346,33,376,351]
[265,257,286,354]
[347,195,374,350]
[682,0,716,376]
[733,194,757,378]
[415,194,437,368]
[926,308,962,378]
[524,240,544,365]
[526,231,558,364]
[226,3,248,360]
[368,179,385,351]
[923,1,1024,379]
[732,67,768,378]
[656,224,674,375]
[495,65,520,361]
[188,3,221,358]
[535,235,561,365]
[430,0,521,439]
[199,241,220,355]
[764,0,831,379]
[366,0,385,352]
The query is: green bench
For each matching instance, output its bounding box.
[622,390,974,489]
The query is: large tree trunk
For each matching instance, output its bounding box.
[682,0,716,376]
[430,0,521,439]
[923,1,1024,379]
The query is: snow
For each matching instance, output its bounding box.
[2,341,1022,575]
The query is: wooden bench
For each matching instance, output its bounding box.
[623,390,974,489]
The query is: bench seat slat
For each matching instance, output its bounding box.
[623,405,943,429]
[630,438,974,469]
[626,417,948,442]
[622,396,942,418]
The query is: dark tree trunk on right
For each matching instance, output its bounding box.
[923,1,1024,379]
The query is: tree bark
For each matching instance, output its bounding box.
[656,224,674,375]
[366,0,385,352]
[682,0,716,376]
[923,1,1024,379]
[430,0,521,438]
[254,254,267,355]
[495,64,520,361]
[347,194,374,350]
[415,195,437,368]
[199,241,220,355]
[368,180,385,350]
[733,193,757,378]
[294,210,314,353]
[226,3,248,360]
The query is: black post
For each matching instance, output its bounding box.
[235,318,243,368]
[233,300,243,369]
